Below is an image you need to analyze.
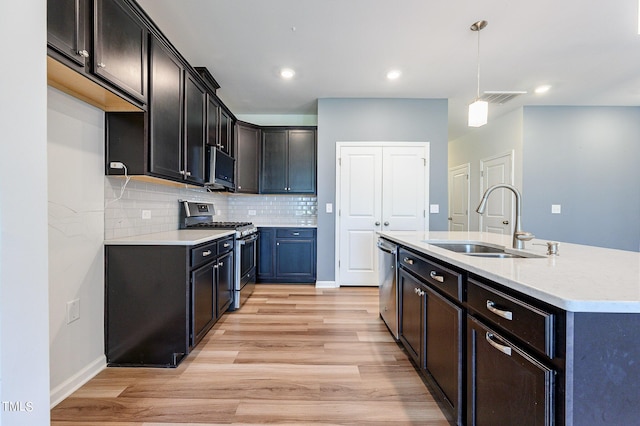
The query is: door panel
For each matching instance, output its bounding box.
[480,152,513,235]
[449,164,470,231]
[382,146,427,231]
[338,147,382,286]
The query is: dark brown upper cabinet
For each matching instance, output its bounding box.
[183,71,207,185]
[235,122,261,193]
[260,128,316,194]
[47,0,88,67]
[93,0,148,103]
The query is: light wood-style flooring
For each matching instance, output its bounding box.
[51,285,452,425]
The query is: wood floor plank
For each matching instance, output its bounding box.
[51,284,452,425]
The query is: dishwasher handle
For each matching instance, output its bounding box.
[377,240,397,255]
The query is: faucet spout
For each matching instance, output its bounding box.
[476,184,534,250]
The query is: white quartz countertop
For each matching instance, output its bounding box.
[104,229,235,246]
[256,224,317,228]
[378,231,640,313]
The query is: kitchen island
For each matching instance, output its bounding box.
[378,231,640,426]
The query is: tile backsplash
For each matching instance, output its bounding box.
[105,177,317,239]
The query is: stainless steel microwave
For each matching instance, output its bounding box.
[206,147,235,189]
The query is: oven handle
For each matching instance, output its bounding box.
[238,234,258,245]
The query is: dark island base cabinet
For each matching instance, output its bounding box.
[105,236,233,367]
[257,228,316,283]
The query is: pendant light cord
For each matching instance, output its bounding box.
[476,28,481,100]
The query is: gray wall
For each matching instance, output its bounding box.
[317,98,449,282]
[523,106,640,252]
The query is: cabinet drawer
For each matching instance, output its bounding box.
[217,237,234,254]
[275,228,315,239]
[398,248,462,302]
[191,241,217,269]
[467,278,554,357]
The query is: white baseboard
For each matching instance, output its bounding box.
[50,354,106,408]
[315,280,338,288]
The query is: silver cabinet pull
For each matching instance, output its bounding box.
[429,271,444,283]
[97,62,106,68]
[486,300,513,320]
[486,332,512,356]
[202,250,212,257]
[223,243,231,248]
[77,50,89,58]
[413,287,425,297]
[185,171,191,177]
[218,262,223,267]
[292,232,300,236]
[403,257,414,265]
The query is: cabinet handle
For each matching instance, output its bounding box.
[77,50,89,58]
[486,300,513,320]
[223,243,231,248]
[202,250,212,257]
[418,289,425,297]
[218,261,223,266]
[185,171,192,177]
[292,232,300,236]
[429,271,444,283]
[97,62,106,68]
[485,332,512,356]
[214,264,218,269]
[403,257,414,265]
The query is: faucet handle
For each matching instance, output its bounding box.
[515,231,535,242]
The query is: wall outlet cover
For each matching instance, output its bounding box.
[430,204,440,214]
[141,210,151,219]
[67,299,80,324]
[551,204,562,214]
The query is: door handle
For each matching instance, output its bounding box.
[375,221,381,226]
[383,221,389,226]
[503,220,510,225]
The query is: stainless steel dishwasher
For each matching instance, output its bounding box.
[377,238,398,339]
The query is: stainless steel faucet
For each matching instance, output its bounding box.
[476,184,534,250]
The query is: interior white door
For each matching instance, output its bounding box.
[448,164,470,231]
[338,146,383,286]
[338,144,428,286]
[381,146,427,231]
[479,152,514,235]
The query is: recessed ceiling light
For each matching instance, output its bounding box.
[534,85,552,94]
[387,70,402,80]
[280,68,295,79]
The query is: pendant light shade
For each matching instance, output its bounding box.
[469,20,488,128]
[468,100,488,127]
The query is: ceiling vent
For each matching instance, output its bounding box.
[480,91,527,104]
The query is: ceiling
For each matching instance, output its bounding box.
[137,0,640,140]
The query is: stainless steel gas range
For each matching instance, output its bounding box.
[180,200,257,311]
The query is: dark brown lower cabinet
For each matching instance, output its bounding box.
[466,315,555,426]
[399,268,425,367]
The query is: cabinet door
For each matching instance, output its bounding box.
[399,269,425,367]
[467,316,555,426]
[261,131,288,193]
[287,130,316,193]
[425,286,462,422]
[47,0,87,66]
[257,228,276,280]
[216,251,233,316]
[275,239,315,282]
[206,95,220,147]
[219,109,233,155]
[191,262,215,346]
[184,73,206,185]
[235,123,260,193]
[149,37,183,180]
[93,0,148,102]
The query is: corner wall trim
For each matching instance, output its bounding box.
[315,281,338,289]
[50,355,106,408]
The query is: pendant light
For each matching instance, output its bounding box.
[468,20,488,127]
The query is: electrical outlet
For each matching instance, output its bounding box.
[142,210,151,219]
[67,299,80,324]
[430,204,440,214]
[248,210,256,216]
[551,204,562,214]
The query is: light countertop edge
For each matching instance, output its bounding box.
[255,224,317,228]
[104,229,235,246]
[378,231,640,314]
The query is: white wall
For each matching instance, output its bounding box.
[47,88,106,406]
[448,108,524,231]
[0,1,51,424]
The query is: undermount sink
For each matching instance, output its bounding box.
[426,242,545,259]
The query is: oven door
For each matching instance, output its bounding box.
[239,233,257,283]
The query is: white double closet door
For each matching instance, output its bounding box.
[337,142,429,286]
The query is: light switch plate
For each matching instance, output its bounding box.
[551,204,562,214]
[67,299,80,324]
[430,204,440,214]
[326,203,333,213]
[141,210,151,219]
